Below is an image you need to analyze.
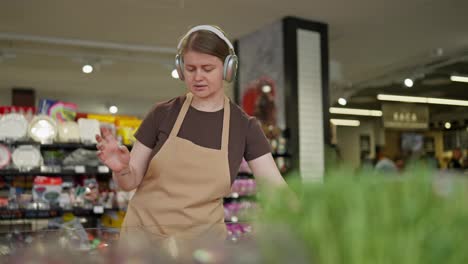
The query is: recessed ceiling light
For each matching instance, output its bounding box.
[404,78,414,88]
[109,105,118,114]
[445,122,451,129]
[82,64,93,74]
[338,98,347,106]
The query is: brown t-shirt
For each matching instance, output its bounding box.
[134,95,271,183]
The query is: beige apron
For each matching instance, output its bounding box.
[120,93,231,256]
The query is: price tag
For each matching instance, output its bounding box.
[74,166,86,174]
[93,206,104,214]
[98,165,110,173]
[41,165,61,173]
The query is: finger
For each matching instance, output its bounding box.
[96,134,103,143]
[96,143,105,151]
[100,127,111,140]
[100,126,108,137]
[102,128,115,143]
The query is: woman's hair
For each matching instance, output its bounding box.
[180,28,230,62]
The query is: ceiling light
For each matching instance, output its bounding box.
[338,98,347,106]
[82,64,93,74]
[404,78,414,88]
[262,85,272,93]
[432,48,444,57]
[330,119,360,126]
[329,107,382,117]
[450,75,468,83]
[171,69,179,79]
[445,122,451,129]
[377,94,468,106]
[109,105,118,114]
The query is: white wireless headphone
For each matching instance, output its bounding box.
[175,25,238,83]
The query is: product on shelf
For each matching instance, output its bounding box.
[42,150,66,166]
[238,158,252,174]
[116,118,142,145]
[49,102,78,122]
[275,157,289,173]
[12,145,43,169]
[57,121,80,142]
[226,223,253,241]
[0,106,36,117]
[0,143,11,169]
[224,201,257,222]
[62,148,100,167]
[231,179,256,196]
[101,210,126,228]
[48,213,92,251]
[0,113,28,141]
[33,176,63,205]
[59,182,73,209]
[277,136,288,155]
[83,178,99,203]
[87,114,117,124]
[38,99,77,122]
[28,115,58,143]
[78,118,100,144]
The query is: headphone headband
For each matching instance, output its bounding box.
[177,25,235,52]
[175,25,238,82]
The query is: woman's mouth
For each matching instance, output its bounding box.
[193,84,207,90]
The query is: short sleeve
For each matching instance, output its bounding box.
[244,117,271,161]
[134,104,163,148]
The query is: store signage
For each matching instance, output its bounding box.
[382,103,429,129]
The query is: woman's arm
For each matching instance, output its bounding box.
[112,141,153,191]
[247,153,287,187]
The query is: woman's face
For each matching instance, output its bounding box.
[183,50,224,99]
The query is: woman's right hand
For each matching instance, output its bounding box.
[96,127,130,173]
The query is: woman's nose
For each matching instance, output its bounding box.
[193,69,204,81]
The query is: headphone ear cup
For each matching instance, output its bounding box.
[175,54,185,81]
[223,55,238,83]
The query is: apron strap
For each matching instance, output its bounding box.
[170,93,193,137]
[221,96,230,152]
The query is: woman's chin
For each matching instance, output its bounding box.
[190,89,210,98]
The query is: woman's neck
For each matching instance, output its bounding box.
[190,92,225,112]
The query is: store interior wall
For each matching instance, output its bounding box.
[0,89,10,105]
[336,119,382,169]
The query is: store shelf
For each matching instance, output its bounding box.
[236,172,254,178]
[272,152,291,158]
[0,141,133,151]
[224,195,256,203]
[0,165,111,177]
[0,207,119,220]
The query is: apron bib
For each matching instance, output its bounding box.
[120,93,232,257]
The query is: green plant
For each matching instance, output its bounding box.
[256,166,468,264]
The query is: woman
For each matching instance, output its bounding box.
[96,25,287,250]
